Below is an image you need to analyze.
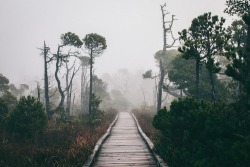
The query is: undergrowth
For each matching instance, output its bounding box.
[0,108,117,167]
[132,108,160,145]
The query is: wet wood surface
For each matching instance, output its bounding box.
[93,112,157,167]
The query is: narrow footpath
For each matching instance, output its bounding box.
[93,112,157,167]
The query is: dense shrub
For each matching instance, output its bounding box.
[153,98,250,167]
[0,98,8,128]
[7,96,48,139]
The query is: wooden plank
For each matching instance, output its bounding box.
[92,112,157,167]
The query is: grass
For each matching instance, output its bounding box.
[0,108,117,167]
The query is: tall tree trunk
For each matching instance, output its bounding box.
[195,59,200,100]
[65,61,80,115]
[157,58,165,112]
[65,62,70,115]
[209,70,216,101]
[89,49,93,114]
[43,41,50,116]
[71,93,75,115]
[55,45,65,109]
[81,64,84,112]
[157,3,176,112]
[81,64,88,113]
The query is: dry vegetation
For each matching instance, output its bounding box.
[0,109,117,167]
[132,108,160,143]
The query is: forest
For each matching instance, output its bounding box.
[1,0,250,166]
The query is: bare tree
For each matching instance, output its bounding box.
[40,41,52,116]
[53,32,83,110]
[74,55,90,113]
[157,3,177,112]
[65,60,81,115]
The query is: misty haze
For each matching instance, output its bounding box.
[0,0,250,166]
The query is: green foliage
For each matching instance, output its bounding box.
[153,98,250,167]
[168,54,228,101]
[0,92,17,129]
[0,74,9,93]
[1,91,17,108]
[92,75,111,108]
[154,49,179,70]
[0,98,8,127]
[9,83,29,97]
[88,94,104,125]
[224,0,249,16]
[7,96,47,138]
[179,12,228,100]
[60,32,83,47]
[142,69,153,79]
[224,2,250,112]
[83,33,107,56]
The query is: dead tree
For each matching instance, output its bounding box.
[74,56,90,113]
[53,32,83,111]
[65,60,81,115]
[39,41,53,116]
[157,3,177,112]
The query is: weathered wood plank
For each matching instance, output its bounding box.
[92,112,158,167]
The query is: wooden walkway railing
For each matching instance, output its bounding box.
[92,112,158,167]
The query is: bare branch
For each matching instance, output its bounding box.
[49,88,57,98]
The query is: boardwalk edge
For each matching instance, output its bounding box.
[131,112,169,167]
[83,114,119,167]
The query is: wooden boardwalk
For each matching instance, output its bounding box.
[93,112,158,167]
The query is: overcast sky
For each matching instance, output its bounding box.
[0,0,235,86]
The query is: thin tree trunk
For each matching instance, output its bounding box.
[209,70,216,101]
[157,58,165,112]
[43,41,50,116]
[81,64,84,112]
[55,45,65,109]
[65,62,70,115]
[89,49,93,114]
[195,59,200,100]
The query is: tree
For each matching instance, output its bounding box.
[168,54,228,101]
[7,96,47,139]
[83,33,107,114]
[40,41,52,116]
[1,91,17,108]
[0,74,9,94]
[74,55,90,113]
[224,1,250,137]
[143,50,180,107]
[179,12,228,100]
[0,98,8,128]
[225,20,248,97]
[9,83,29,98]
[65,60,81,115]
[157,3,177,112]
[224,1,250,110]
[92,75,111,109]
[54,32,83,110]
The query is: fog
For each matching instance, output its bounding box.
[0,0,234,108]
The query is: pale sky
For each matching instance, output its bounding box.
[0,0,234,86]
